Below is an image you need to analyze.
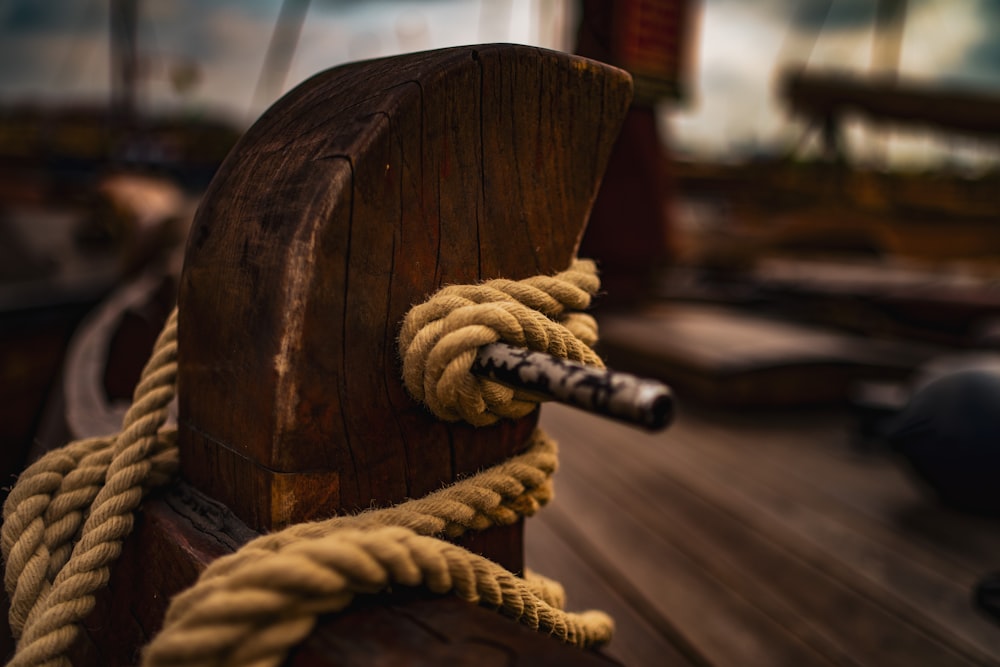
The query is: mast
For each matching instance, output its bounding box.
[251,0,311,113]
[109,0,139,133]
[872,0,908,80]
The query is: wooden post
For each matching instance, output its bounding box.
[177,45,631,571]
[43,44,632,664]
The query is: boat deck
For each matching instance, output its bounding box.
[11,272,1000,666]
[527,402,1000,666]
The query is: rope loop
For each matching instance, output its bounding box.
[399,258,604,426]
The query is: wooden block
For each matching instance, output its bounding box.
[20,45,634,665]
[177,46,633,566]
[597,303,935,406]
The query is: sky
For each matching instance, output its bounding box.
[673,0,1000,168]
[1,0,999,167]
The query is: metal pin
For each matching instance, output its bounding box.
[472,342,675,431]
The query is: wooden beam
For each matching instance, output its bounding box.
[783,70,1000,140]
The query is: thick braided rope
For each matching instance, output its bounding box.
[143,430,613,667]
[2,310,180,667]
[399,258,604,426]
[197,427,558,570]
[142,526,613,667]
[2,433,177,638]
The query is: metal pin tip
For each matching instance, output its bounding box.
[632,382,675,432]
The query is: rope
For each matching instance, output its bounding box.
[198,427,557,563]
[399,258,603,425]
[1,261,613,667]
[3,310,180,667]
[143,527,612,667]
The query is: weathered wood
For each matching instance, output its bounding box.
[10,45,634,665]
[537,401,1000,666]
[660,411,1000,662]
[8,492,601,665]
[67,484,619,666]
[533,419,839,666]
[70,486,253,666]
[8,45,633,665]
[177,47,632,582]
[0,43,639,667]
[525,512,705,667]
[288,590,621,666]
[563,433,983,666]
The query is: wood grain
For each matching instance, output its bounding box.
[537,400,1000,666]
[71,484,620,666]
[526,511,703,667]
[177,46,632,577]
[14,45,633,664]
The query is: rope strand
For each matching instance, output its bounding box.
[3,310,179,667]
[143,527,613,667]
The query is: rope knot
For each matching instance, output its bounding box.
[3,264,617,667]
[398,259,604,426]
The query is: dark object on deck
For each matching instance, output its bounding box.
[887,369,1000,515]
[974,573,1000,625]
[474,341,675,431]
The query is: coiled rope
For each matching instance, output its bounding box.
[400,259,604,425]
[2,259,612,667]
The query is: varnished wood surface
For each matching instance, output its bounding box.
[528,403,1000,666]
[177,45,632,558]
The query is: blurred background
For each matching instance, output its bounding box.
[4,0,1000,159]
[5,0,1000,504]
[5,0,1000,517]
[3,2,1000,663]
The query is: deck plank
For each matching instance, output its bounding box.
[660,418,1000,662]
[549,416,980,666]
[671,409,1000,576]
[534,403,1000,666]
[525,514,699,667]
[595,304,935,406]
[529,418,844,666]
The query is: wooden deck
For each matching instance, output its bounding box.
[527,402,1000,667]
[14,267,1000,665]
